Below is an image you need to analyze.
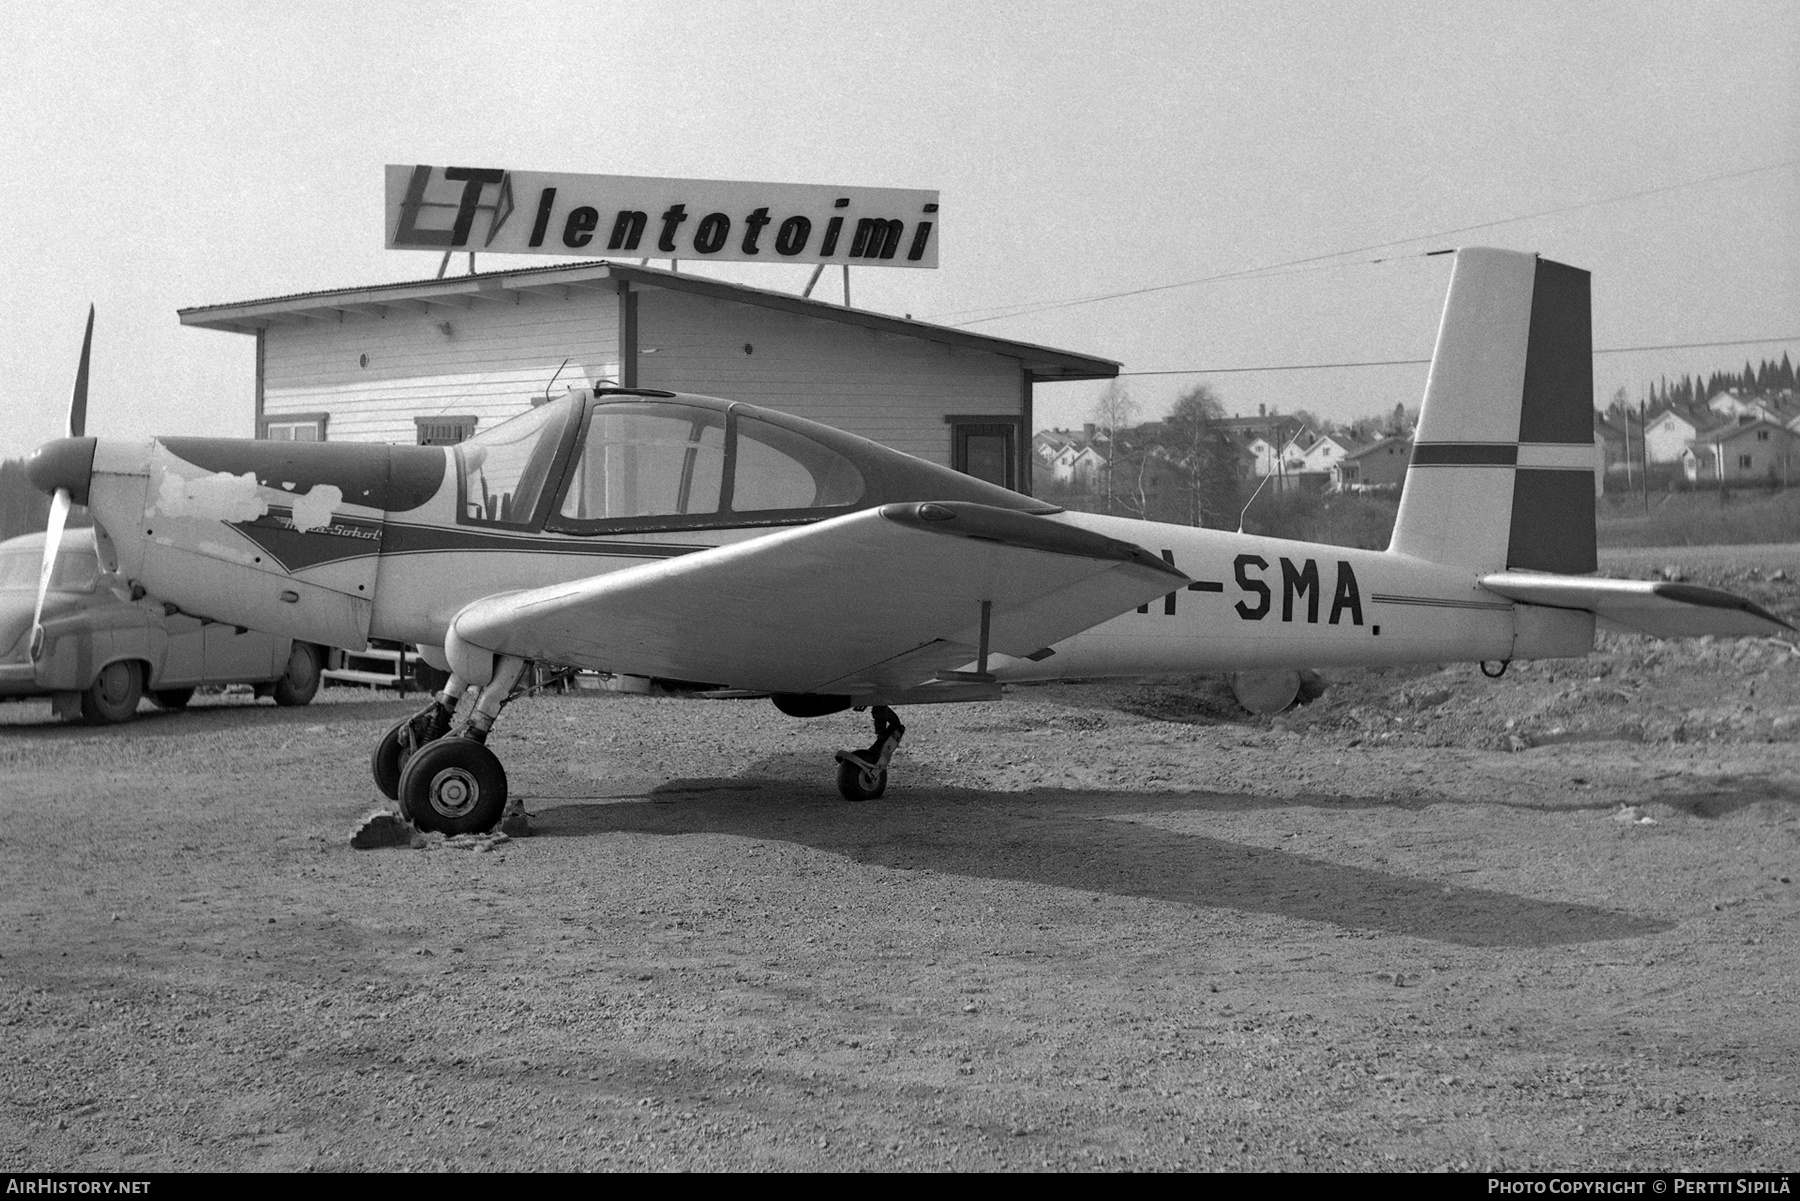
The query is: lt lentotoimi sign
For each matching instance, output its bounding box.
[386,165,939,268]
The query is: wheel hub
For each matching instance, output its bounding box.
[428,767,481,818]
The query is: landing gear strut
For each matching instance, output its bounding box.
[833,705,905,802]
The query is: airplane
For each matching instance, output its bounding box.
[22,248,1790,835]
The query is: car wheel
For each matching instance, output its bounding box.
[80,660,143,724]
[272,643,321,707]
[153,687,195,710]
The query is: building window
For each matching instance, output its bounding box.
[1739,454,1754,469]
[259,413,328,441]
[1757,430,1771,441]
[416,415,478,446]
[946,417,1021,491]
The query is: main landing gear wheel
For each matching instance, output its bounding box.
[372,698,457,800]
[398,736,508,835]
[371,721,407,800]
[833,705,905,803]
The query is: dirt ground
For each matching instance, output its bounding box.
[2,547,1798,1172]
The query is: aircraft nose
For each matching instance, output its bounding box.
[24,436,97,505]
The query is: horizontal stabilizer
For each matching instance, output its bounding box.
[1479,574,1793,639]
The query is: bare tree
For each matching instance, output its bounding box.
[1150,384,1246,528]
[1088,381,1139,514]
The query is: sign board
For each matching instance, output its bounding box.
[385,165,939,268]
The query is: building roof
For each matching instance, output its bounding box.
[1700,416,1792,447]
[1341,435,1411,461]
[177,260,1120,382]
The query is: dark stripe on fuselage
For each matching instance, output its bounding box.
[1409,443,1518,467]
[1372,593,1513,611]
[378,520,713,560]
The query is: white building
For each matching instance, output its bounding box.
[178,261,1118,495]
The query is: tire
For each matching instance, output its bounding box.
[272,643,321,707]
[835,757,887,802]
[153,687,195,710]
[80,660,143,724]
[371,719,408,801]
[398,737,507,835]
[1228,669,1301,715]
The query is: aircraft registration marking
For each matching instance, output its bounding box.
[1132,549,1363,626]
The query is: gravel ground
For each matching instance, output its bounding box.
[2,549,1798,1172]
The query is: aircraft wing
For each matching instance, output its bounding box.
[1479,573,1793,638]
[451,502,1189,695]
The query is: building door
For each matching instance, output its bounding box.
[950,421,1017,491]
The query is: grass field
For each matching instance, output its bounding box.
[1597,487,1800,548]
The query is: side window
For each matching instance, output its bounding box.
[417,415,478,446]
[559,405,726,521]
[950,421,1018,490]
[51,548,98,592]
[731,415,864,512]
[261,413,328,442]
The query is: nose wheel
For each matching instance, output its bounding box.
[833,705,904,802]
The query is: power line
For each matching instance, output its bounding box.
[1117,334,1800,378]
[945,158,1800,329]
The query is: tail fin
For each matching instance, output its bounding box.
[1389,247,1595,574]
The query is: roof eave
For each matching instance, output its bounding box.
[176,260,1120,380]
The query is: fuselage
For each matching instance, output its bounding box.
[35,388,1590,698]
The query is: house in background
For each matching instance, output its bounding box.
[1683,418,1800,486]
[1334,435,1412,491]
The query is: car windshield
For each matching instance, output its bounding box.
[0,545,97,592]
[455,400,572,526]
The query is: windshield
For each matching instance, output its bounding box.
[0,545,98,592]
[455,401,572,526]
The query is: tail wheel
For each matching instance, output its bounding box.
[272,643,321,707]
[398,737,507,834]
[835,758,887,802]
[80,660,142,724]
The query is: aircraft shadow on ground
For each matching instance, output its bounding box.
[528,762,1673,950]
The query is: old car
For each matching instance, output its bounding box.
[0,528,322,723]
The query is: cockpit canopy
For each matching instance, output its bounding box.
[454,389,1054,534]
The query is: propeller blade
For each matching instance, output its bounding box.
[68,304,94,438]
[29,488,73,662]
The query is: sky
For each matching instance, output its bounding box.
[0,0,1795,460]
